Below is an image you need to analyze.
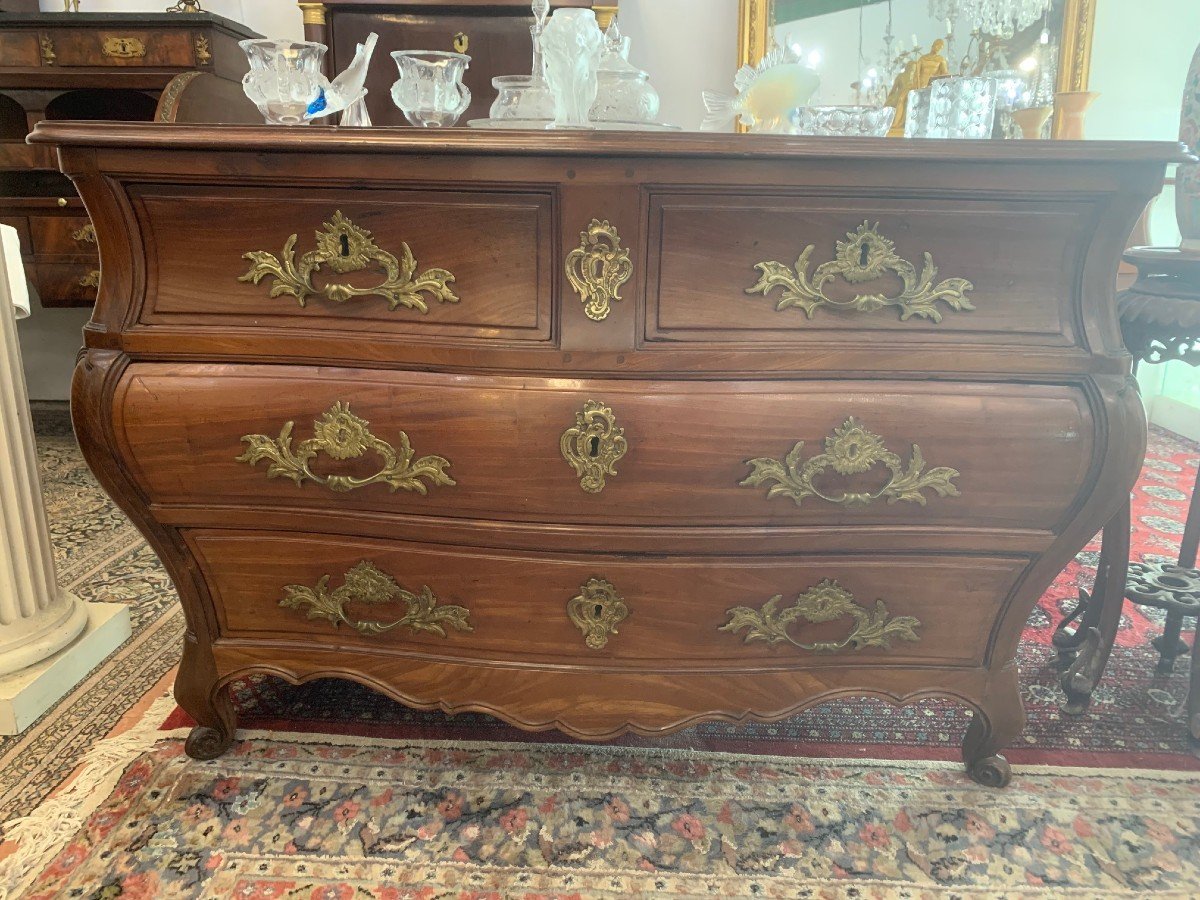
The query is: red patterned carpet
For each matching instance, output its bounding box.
[167,426,1200,771]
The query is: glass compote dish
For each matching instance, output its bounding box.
[390,50,472,127]
[791,106,896,137]
[239,39,329,126]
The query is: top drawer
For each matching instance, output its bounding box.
[643,192,1099,350]
[131,187,554,346]
[41,29,197,67]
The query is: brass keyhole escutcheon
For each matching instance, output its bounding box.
[567,578,628,650]
[560,401,627,494]
[453,32,469,53]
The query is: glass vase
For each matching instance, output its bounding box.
[390,51,471,128]
[239,39,330,126]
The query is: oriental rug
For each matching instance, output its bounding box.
[4,696,1200,899]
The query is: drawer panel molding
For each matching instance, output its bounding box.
[239,210,458,313]
[720,578,922,653]
[236,401,455,495]
[566,218,632,322]
[566,577,628,650]
[746,220,976,323]
[741,416,961,508]
[280,560,472,637]
[560,400,628,494]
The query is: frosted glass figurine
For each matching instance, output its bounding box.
[702,42,820,134]
[540,8,604,128]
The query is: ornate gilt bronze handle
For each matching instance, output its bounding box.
[237,401,454,495]
[720,579,921,653]
[566,219,633,322]
[71,223,96,244]
[79,270,101,290]
[742,417,960,508]
[281,561,472,637]
[560,400,627,494]
[567,578,628,649]
[746,221,975,322]
[239,211,458,313]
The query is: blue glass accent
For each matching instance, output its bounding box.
[307,88,328,117]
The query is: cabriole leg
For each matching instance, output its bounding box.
[963,667,1025,788]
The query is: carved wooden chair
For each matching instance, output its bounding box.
[1053,42,1200,749]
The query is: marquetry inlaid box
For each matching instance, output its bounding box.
[30,122,1184,786]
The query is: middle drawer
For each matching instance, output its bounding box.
[114,364,1094,532]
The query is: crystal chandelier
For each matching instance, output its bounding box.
[928,0,1051,38]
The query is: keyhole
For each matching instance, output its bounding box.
[858,241,871,267]
[594,604,604,617]
[588,436,601,458]
[339,234,351,258]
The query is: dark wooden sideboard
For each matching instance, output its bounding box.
[31,122,1184,786]
[303,0,615,125]
[0,12,259,307]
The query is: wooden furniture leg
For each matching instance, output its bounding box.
[962,665,1026,787]
[1054,499,1131,715]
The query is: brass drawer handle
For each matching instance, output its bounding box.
[102,36,147,59]
[281,561,472,637]
[72,223,96,244]
[742,416,960,508]
[721,579,921,653]
[240,211,458,313]
[237,401,454,495]
[567,578,628,649]
[567,219,632,322]
[79,270,100,289]
[746,221,975,322]
[561,400,627,494]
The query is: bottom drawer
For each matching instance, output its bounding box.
[187,530,1026,670]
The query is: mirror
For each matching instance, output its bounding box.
[737,0,1095,136]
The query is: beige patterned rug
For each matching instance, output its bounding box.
[1,692,1199,899]
[0,408,182,825]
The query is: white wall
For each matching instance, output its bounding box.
[19,0,734,400]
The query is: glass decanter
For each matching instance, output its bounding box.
[390,51,472,127]
[239,39,330,126]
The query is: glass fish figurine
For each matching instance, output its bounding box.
[702,43,820,133]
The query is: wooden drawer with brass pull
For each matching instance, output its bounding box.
[40,29,195,67]
[186,529,1024,669]
[130,190,553,344]
[29,216,97,258]
[113,363,1095,534]
[643,194,1103,349]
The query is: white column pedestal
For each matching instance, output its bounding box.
[0,224,130,734]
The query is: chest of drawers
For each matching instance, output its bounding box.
[32,122,1183,786]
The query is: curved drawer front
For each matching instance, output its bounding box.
[116,365,1094,531]
[187,530,1023,669]
[644,193,1099,348]
[132,188,553,345]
